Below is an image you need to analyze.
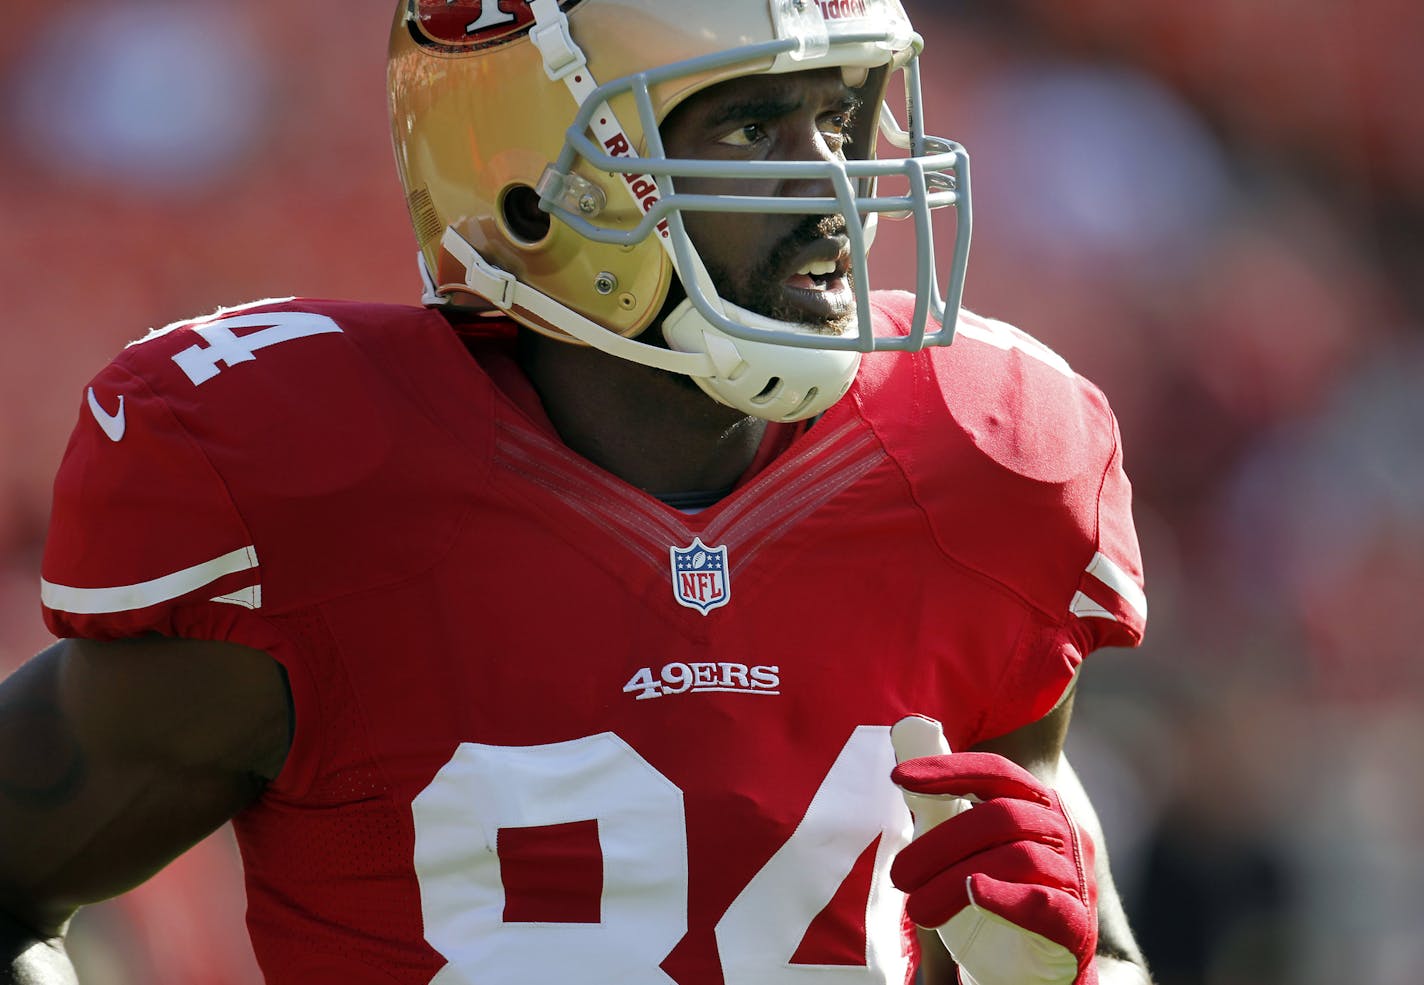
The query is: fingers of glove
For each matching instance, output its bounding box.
[966,872,1097,957]
[901,842,1084,929]
[891,752,1051,805]
[891,798,1070,891]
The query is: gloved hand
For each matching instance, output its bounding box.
[889,716,1098,985]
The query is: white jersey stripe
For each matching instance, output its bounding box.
[211,585,263,610]
[41,546,260,615]
[1084,551,1148,621]
[1069,591,1117,622]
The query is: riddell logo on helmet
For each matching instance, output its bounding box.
[815,0,871,18]
[602,133,672,239]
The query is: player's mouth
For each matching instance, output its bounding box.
[781,238,854,326]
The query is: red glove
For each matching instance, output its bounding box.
[890,725,1098,985]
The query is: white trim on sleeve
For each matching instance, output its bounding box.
[41,546,260,615]
[211,585,262,609]
[1069,591,1117,622]
[1084,551,1147,621]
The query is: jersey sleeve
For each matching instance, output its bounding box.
[989,399,1147,740]
[41,358,260,641]
[1068,410,1147,651]
[37,297,456,801]
[862,298,1149,742]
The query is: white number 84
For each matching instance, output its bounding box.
[411,726,914,985]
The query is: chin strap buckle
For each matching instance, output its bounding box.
[442,228,515,310]
[529,0,587,81]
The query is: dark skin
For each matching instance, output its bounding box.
[0,637,289,982]
[0,69,1149,984]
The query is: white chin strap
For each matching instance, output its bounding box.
[662,299,861,422]
[659,244,863,422]
[441,228,858,423]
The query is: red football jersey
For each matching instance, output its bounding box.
[41,293,1145,985]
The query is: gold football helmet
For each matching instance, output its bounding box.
[388,0,970,421]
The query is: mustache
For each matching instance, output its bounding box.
[763,214,849,273]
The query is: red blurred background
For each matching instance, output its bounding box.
[1,2,1421,983]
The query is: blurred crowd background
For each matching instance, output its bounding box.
[2,2,1421,983]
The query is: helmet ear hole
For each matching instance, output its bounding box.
[501,184,552,244]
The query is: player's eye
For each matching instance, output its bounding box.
[820,109,856,149]
[717,123,766,148]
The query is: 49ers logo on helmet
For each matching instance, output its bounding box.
[407,0,585,51]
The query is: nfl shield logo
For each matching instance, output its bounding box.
[670,538,731,615]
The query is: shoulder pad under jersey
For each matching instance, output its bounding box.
[860,292,1146,654]
[41,298,486,640]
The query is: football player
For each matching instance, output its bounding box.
[1,2,1153,984]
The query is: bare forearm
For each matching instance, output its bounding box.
[0,911,76,985]
[0,638,285,985]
